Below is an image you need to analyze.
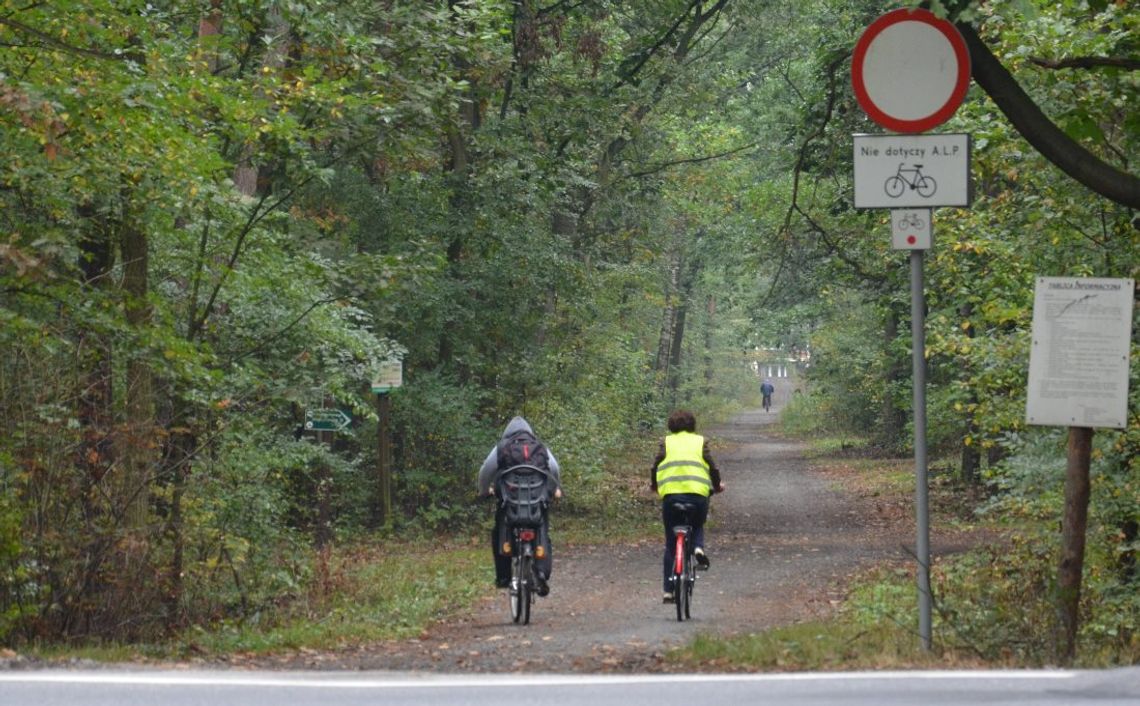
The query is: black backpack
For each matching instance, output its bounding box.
[497,430,549,472]
[496,431,552,528]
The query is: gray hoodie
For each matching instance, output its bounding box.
[476,416,562,495]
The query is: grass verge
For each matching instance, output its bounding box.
[21,541,489,663]
[674,619,986,672]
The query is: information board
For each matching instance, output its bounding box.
[1026,277,1134,429]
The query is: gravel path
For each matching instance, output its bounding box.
[252,384,934,673]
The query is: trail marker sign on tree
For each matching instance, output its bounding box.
[851,8,971,134]
[305,408,351,432]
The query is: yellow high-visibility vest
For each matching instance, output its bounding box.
[655,432,712,498]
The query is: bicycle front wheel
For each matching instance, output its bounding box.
[684,552,694,619]
[509,555,527,624]
[884,176,904,198]
[674,567,686,621]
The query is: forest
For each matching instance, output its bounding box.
[0,0,1136,663]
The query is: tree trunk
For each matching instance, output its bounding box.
[375,393,393,529]
[655,246,683,376]
[315,429,334,549]
[161,409,195,631]
[120,190,152,530]
[959,305,981,485]
[667,300,688,401]
[960,416,981,485]
[703,295,715,396]
[76,203,116,494]
[436,14,480,370]
[72,203,116,636]
[196,0,223,74]
[1056,426,1093,664]
[879,305,907,450]
[234,6,290,197]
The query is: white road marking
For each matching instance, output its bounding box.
[0,670,1078,689]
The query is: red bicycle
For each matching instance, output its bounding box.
[668,501,700,621]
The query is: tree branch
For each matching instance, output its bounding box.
[622,141,759,180]
[1029,56,1140,72]
[611,0,700,90]
[959,21,1140,209]
[0,16,136,62]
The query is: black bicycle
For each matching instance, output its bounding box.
[496,465,555,625]
[668,501,701,621]
[884,162,937,198]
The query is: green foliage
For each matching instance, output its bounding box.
[930,534,1140,665]
[389,371,491,529]
[175,543,487,654]
[1,0,1135,657]
[0,457,31,639]
[676,620,940,671]
[794,293,896,439]
[779,388,849,438]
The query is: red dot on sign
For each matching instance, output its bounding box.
[907,235,917,244]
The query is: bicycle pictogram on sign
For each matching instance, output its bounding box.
[885,163,937,198]
[896,211,925,230]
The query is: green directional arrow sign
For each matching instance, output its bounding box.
[305,408,351,432]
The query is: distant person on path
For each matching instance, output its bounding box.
[650,409,724,603]
[760,378,775,411]
[477,416,562,596]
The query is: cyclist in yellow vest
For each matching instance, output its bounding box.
[650,409,724,603]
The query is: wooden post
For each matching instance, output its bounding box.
[1057,426,1093,664]
[315,428,333,548]
[376,392,393,528]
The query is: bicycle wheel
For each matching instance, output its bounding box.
[519,555,532,625]
[509,554,524,623]
[917,176,936,197]
[522,554,531,625]
[677,541,692,622]
[884,176,904,198]
[684,550,694,619]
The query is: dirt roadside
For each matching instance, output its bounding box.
[240,386,978,673]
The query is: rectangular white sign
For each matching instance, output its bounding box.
[372,359,403,393]
[891,209,932,250]
[854,133,970,209]
[1026,277,1134,429]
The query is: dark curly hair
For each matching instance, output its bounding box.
[666,409,696,433]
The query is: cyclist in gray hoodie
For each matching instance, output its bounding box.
[477,416,562,594]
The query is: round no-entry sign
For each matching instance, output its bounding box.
[852,8,971,134]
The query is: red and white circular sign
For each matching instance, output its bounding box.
[852,8,971,134]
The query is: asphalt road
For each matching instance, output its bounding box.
[1,668,1139,706]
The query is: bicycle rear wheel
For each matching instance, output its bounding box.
[509,554,531,624]
[520,555,533,625]
[671,532,687,621]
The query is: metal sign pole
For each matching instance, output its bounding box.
[910,250,932,650]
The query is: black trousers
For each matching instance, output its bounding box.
[491,505,553,584]
[661,493,709,592]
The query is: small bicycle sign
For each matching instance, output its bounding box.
[885,163,937,198]
[897,211,925,230]
[891,208,932,250]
